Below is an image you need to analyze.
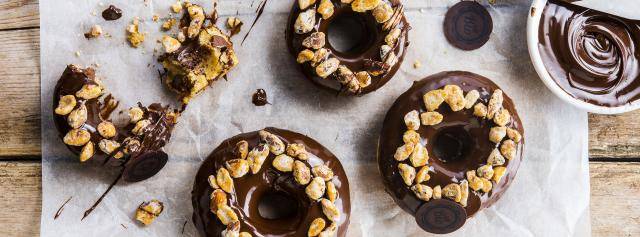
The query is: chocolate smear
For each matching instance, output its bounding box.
[53,196,72,219]
[241,0,268,45]
[102,5,123,21]
[82,172,122,221]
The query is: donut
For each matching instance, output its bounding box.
[52,64,180,182]
[377,71,525,234]
[286,0,410,95]
[192,128,351,237]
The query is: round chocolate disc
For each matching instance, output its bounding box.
[443,1,493,51]
[122,151,168,182]
[415,199,467,234]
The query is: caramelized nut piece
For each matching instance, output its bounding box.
[187,5,205,38]
[326,181,338,202]
[355,71,371,88]
[487,148,506,166]
[293,160,312,185]
[55,95,77,115]
[239,232,252,237]
[433,185,442,199]
[480,178,493,193]
[162,35,181,53]
[135,200,164,225]
[79,141,95,162]
[335,65,355,84]
[132,119,151,135]
[467,171,483,191]
[464,90,480,109]
[99,139,123,159]
[171,2,183,13]
[473,103,488,118]
[298,0,317,10]
[217,168,235,193]
[321,198,340,222]
[210,189,227,213]
[477,164,494,179]
[351,0,381,12]
[286,143,308,160]
[489,126,507,143]
[411,184,433,201]
[216,205,239,225]
[312,164,334,181]
[493,108,511,126]
[318,0,335,19]
[97,121,116,138]
[123,137,141,154]
[410,143,429,167]
[226,17,243,30]
[302,32,326,50]
[443,183,462,202]
[403,130,420,144]
[423,89,447,112]
[129,107,144,123]
[306,177,326,200]
[420,112,443,126]
[373,2,393,23]
[394,143,414,161]
[294,9,316,34]
[63,129,91,146]
[273,154,295,172]
[67,103,88,129]
[208,175,219,189]
[492,166,507,183]
[459,180,469,207]
[404,110,420,130]
[297,49,315,64]
[162,18,176,31]
[75,84,103,99]
[319,222,337,237]
[506,128,522,143]
[487,89,504,119]
[311,48,330,67]
[500,139,517,160]
[398,163,416,186]
[415,166,430,184]
[85,25,103,38]
[259,130,286,155]
[235,141,249,159]
[346,77,361,94]
[316,58,340,78]
[226,159,250,178]
[222,222,241,237]
[444,85,465,111]
[384,28,401,46]
[248,144,269,174]
[308,218,326,237]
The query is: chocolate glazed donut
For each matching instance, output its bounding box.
[192,128,351,237]
[52,65,179,182]
[539,0,640,107]
[286,0,410,95]
[377,71,524,234]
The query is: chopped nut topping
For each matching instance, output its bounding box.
[341,0,354,3]
[393,143,414,161]
[135,200,164,225]
[302,32,326,50]
[351,0,381,12]
[222,222,241,237]
[126,20,145,48]
[226,159,250,178]
[272,154,294,172]
[415,166,431,184]
[319,222,337,237]
[373,2,393,23]
[473,103,488,118]
[85,25,103,38]
[187,5,205,38]
[162,18,176,31]
[355,71,371,88]
[500,139,517,160]
[294,9,317,34]
[239,232,252,237]
[487,148,506,166]
[308,218,326,237]
[346,77,361,94]
[443,183,462,202]
[55,95,77,115]
[413,60,422,69]
[403,130,420,144]
[248,144,269,174]
[129,107,144,123]
[492,166,507,183]
[335,65,355,84]
[286,143,308,160]
[487,89,503,119]
[411,184,433,201]
[493,108,511,126]
[467,170,484,191]
[99,139,123,159]
[318,0,335,19]
[364,59,388,76]
[132,119,151,135]
[63,129,91,146]
[306,177,326,200]
[216,205,239,225]
[162,35,181,53]
[326,181,338,202]
[208,175,219,189]
[123,137,141,154]
[476,164,494,179]
[312,164,334,181]
[506,128,522,143]
[97,121,116,138]
[316,58,340,78]
[420,111,443,126]
[489,126,507,143]
[297,49,315,64]
[464,90,480,109]
[226,17,243,30]
[298,0,317,10]
[444,85,465,111]
[385,28,401,46]
[403,111,420,131]
[321,198,340,222]
[67,103,88,129]
[398,163,416,186]
[311,48,330,67]
[216,168,235,193]
[459,180,469,207]
[433,185,442,199]
[171,2,183,13]
[410,143,428,167]
[480,178,492,193]
[76,84,103,100]
[423,89,447,112]
[259,130,286,155]
[382,5,404,31]
[210,189,227,213]
[231,141,247,160]
[79,141,95,162]
[293,160,312,185]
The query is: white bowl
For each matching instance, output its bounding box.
[526,0,640,114]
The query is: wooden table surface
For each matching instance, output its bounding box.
[0,0,639,236]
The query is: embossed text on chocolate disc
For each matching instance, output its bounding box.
[123,151,168,182]
[444,1,493,51]
[415,199,467,234]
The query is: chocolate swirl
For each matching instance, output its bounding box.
[538,0,640,107]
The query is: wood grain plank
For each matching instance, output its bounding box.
[0,0,39,30]
[0,161,40,237]
[589,112,640,159]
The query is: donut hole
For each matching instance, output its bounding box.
[326,11,377,56]
[257,191,299,220]
[432,126,475,163]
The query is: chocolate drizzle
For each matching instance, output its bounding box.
[538,0,640,107]
[191,128,351,237]
[54,196,72,219]
[377,71,524,218]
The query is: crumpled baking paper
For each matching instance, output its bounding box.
[40,0,590,236]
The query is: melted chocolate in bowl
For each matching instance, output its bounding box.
[538,0,640,107]
[377,71,524,218]
[191,128,351,237]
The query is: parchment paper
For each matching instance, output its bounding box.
[40,0,591,236]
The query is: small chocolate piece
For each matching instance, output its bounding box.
[102,5,123,21]
[415,199,467,234]
[252,89,268,106]
[122,151,169,182]
[443,1,493,51]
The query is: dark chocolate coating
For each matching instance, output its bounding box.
[415,199,466,234]
[377,71,524,219]
[538,0,640,107]
[443,1,493,51]
[285,0,409,95]
[192,128,351,237]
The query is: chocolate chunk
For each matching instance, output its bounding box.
[443,1,493,51]
[102,5,122,21]
[415,199,467,234]
[122,151,169,182]
[252,89,268,106]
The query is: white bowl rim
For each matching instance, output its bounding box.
[526,0,640,114]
